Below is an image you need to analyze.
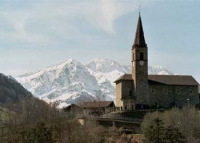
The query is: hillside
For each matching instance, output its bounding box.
[0,106,15,122]
[0,73,32,105]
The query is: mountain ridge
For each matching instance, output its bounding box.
[15,58,174,108]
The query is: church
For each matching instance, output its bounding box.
[114,14,199,110]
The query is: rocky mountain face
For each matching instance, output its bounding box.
[0,73,32,105]
[16,58,174,108]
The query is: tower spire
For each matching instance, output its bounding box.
[133,13,147,48]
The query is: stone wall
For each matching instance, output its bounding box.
[132,47,149,105]
[123,99,135,110]
[149,85,199,108]
[121,81,133,98]
[115,81,199,109]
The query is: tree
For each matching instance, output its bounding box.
[145,118,165,143]
[95,89,106,101]
[19,122,54,143]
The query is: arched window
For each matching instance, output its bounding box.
[163,86,168,95]
[124,105,127,110]
[151,86,156,94]
[176,87,181,95]
[189,88,193,95]
[140,52,144,60]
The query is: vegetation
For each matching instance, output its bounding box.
[0,106,15,122]
[144,118,186,143]
[142,106,200,143]
[0,96,127,143]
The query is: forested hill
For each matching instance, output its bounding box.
[0,73,32,105]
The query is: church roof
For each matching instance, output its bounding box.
[114,74,199,86]
[133,14,147,48]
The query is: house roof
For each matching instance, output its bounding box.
[114,74,199,86]
[80,101,114,108]
[114,74,133,82]
[63,104,82,112]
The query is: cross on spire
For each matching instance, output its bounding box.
[139,6,141,13]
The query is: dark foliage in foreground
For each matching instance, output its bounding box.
[0,96,126,143]
[145,118,186,143]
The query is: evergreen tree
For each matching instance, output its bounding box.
[145,118,165,143]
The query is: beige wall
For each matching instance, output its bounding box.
[116,81,135,110]
[116,82,123,107]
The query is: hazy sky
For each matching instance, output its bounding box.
[0,0,199,82]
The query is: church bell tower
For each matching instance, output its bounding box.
[132,13,149,105]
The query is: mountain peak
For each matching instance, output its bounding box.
[93,58,115,63]
[16,58,173,108]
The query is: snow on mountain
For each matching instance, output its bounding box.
[16,58,174,108]
[149,65,174,75]
[16,59,101,107]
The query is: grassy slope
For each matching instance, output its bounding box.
[0,106,15,122]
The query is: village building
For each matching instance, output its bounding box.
[64,101,115,116]
[115,14,199,110]
[63,104,83,114]
[80,101,115,116]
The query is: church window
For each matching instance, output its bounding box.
[129,90,133,96]
[155,102,158,108]
[151,87,156,94]
[189,88,193,95]
[163,86,168,94]
[176,87,181,95]
[140,52,144,60]
[124,105,127,110]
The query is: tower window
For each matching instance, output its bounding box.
[140,52,144,60]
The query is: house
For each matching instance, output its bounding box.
[80,101,115,116]
[63,104,83,115]
[64,101,115,116]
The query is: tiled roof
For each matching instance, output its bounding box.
[114,74,199,86]
[80,101,114,108]
[114,74,132,82]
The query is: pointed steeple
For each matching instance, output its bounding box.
[133,13,147,48]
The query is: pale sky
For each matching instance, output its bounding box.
[0,0,199,82]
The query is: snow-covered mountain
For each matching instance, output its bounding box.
[16,58,174,108]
